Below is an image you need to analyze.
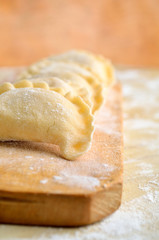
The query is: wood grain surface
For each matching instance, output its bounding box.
[0,67,158,239]
[0,69,123,226]
[0,0,159,67]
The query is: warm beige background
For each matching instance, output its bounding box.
[0,0,159,66]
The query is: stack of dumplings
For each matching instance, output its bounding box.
[0,50,115,160]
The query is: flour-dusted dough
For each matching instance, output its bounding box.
[19,50,115,86]
[23,76,92,110]
[0,88,94,160]
[0,50,115,160]
[48,50,115,86]
[47,50,115,86]
[18,62,104,113]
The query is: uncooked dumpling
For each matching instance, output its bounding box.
[0,49,115,160]
[0,88,94,160]
[22,76,92,110]
[19,50,115,87]
[18,62,104,113]
[47,50,115,86]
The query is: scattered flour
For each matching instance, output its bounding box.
[40,179,48,184]
[0,67,159,239]
[102,163,117,172]
[138,179,159,204]
[53,174,100,190]
[149,179,159,186]
[25,156,32,159]
[136,162,154,176]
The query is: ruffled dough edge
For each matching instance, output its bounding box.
[0,80,68,96]
[17,61,105,114]
[44,49,115,86]
[61,92,94,159]
[0,83,94,160]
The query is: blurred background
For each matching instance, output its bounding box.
[0,0,158,67]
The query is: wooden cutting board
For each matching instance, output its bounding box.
[0,71,123,226]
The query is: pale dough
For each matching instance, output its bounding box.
[18,61,105,113]
[0,50,115,160]
[26,76,93,110]
[47,50,115,86]
[19,50,115,86]
[0,88,94,160]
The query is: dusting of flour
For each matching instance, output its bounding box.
[0,67,159,239]
[53,175,100,190]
